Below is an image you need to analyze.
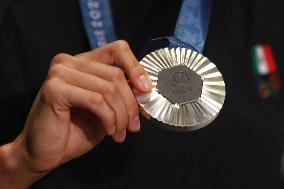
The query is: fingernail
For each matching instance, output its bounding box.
[139,75,152,90]
[108,126,115,136]
[131,116,140,131]
[116,130,126,143]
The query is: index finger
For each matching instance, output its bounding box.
[76,40,152,92]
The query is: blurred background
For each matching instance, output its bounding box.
[0,0,283,188]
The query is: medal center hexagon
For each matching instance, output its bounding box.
[157,65,203,105]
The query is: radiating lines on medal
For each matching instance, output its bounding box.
[138,47,226,129]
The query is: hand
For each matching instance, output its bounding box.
[0,40,152,188]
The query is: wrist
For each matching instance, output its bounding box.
[0,138,45,189]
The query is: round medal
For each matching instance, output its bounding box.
[137,47,226,131]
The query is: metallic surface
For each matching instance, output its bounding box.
[137,47,226,131]
[157,65,203,105]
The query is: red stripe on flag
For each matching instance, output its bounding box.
[263,45,277,73]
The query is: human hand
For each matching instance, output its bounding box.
[0,40,152,188]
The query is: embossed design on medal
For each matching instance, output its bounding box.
[137,47,226,131]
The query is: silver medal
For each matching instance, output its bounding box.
[137,47,226,131]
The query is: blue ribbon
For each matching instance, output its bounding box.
[79,0,116,49]
[171,0,211,53]
[79,0,211,53]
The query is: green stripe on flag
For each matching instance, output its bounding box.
[252,47,259,75]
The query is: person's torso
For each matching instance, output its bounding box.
[0,0,283,188]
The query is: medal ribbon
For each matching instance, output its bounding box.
[170,0,211,53]
[79,0,116,49]
[79,0,212,53]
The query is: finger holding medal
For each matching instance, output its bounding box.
[65,40,153,140]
